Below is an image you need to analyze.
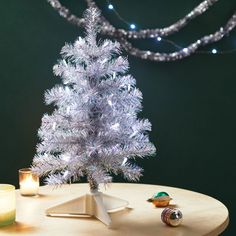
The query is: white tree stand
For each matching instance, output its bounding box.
[46,189,129,226]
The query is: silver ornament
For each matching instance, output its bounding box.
[161,208,183,227]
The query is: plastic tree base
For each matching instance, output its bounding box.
[45,190,129,226]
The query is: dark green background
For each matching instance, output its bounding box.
[0,0,235,235]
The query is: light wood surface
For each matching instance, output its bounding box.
[0,183,229,236]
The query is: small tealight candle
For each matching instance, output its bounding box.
[19,168,39,196]
[0,184,16,227]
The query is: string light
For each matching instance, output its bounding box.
[47,0,236,61]
[130,24,136,30]
[212,48,217,54]
[106,1,236,55]
[108,4,113,10]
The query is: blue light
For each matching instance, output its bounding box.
[108,4,114,10]
[157,37,162,41]
[130,24,136,30]
[212,49,217,54]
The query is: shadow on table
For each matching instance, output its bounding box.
[108,209,199,236]
[36,194,52,199]
[0,221,38,234]
[23,193,59,200]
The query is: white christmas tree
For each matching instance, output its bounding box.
[32,8,156,192]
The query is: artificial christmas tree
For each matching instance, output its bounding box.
[32,8,156,225]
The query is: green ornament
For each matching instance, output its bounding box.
[147,191,172,207]
[153,192,169,199]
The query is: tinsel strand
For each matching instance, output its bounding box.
[47,0,236,61]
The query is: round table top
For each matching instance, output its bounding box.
[0,183,229,236]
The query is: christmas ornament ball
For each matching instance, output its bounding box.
[147,192,172,207]
[161,208,183,227]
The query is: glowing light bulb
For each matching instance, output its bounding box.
[130,24,136,30]
[108,4,113,10]
[52,122,56,130]
[183,48,188,53]
[157,37,162,41]
[62,60,67,66]
[111,123,120,131]
[127,84,131,91]
[62,155,71,162]
[63,171,69,178]
[212,49,217,54]
[122,157,128,165]
[108,99,113,106]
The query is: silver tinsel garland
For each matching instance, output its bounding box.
[47,0,236,62]
[32,8,156,188]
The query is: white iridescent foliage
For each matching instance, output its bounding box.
[32,8,156,186]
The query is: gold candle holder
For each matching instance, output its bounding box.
[0,184,16,227]
[19,168,39,196]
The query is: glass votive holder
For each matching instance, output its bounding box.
[19,168,39,196]
[0,184,16,227]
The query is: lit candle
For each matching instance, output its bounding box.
[0,184,16,227]
[19,168,39,196]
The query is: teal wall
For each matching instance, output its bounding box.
[0,1,235,235]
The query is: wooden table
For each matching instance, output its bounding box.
[0,183,229,236]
